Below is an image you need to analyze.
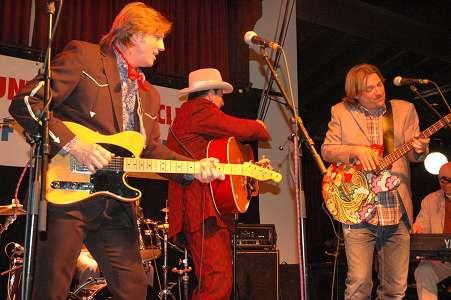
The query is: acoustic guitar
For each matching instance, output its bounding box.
[208,137,267,214]
[46,122,282,207]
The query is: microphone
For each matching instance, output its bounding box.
[393,76,430,86]
[13,243,24,255]
[244,31,280,50]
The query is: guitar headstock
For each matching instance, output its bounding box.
[242,162,282,182]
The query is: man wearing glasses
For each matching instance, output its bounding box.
[412,162,451,300]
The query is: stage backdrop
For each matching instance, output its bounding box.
[0,54,181,169]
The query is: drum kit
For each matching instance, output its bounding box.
[0,200,192,300]
[0,199,26,300]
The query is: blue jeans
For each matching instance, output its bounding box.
[342,219,410,300]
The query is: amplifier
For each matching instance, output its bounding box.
[235,223,277,250]
[236,250,279,299]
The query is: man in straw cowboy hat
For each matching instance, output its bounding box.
[166,68,271,299]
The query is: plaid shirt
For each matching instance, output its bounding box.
[358,104,403,226]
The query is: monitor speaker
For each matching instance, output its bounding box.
[235,250,279,300]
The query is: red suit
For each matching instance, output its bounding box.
[166,98,270,300]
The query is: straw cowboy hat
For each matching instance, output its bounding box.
[178,68,233,97]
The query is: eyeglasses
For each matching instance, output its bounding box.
[439,176,451,184]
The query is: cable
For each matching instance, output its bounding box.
[331,235,340,300]
[430,80,451,113]
[13,160,30,206]
[198,185,207,293]
[279,47,299,121]
[321,202,344,300]
[153,258,162,292]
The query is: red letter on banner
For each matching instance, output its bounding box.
[0,77,6,98]
[8,77,27,100]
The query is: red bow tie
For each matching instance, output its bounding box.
[114,46,149,91]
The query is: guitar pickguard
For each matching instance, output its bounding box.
[91,171,140,199]
[322,163,401,224]
[322,163,377,224]
[368,170,400,193]
[46,132,143,204]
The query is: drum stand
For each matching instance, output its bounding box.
[1,242,24,300]
[67,277,107,299]
[171,248,192,300]
[158,210,176,300]
[0,206,25,300]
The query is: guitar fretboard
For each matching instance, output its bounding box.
[119,158,245,175]
[70,155,282,182]
[377,113,450,171]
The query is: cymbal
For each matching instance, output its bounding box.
[157,223,169,229]
[160,207,169,213]
[0,204,26,215]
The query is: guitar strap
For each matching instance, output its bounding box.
[168,126,198,160]
[382,100,394,155]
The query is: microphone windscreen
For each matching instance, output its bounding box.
[244,31,257,45]
[393,76,403,86]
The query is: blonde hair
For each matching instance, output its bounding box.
[342,63,385,104]
[100,2,171,52]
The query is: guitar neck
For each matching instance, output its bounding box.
[378,113,451,171]
[109,157,245,176]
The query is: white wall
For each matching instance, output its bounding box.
[250,0,300,264]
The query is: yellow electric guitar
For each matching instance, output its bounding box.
[46,122,282,206]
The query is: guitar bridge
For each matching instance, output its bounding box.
[50,181,94,191]
[70,157,91,174]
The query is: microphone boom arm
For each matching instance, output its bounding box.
[409,84,451,132]
[261,50,326,174]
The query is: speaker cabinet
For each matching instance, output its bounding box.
[235,250,279,300]
[279,263,300,300]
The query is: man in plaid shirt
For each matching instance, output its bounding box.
[322,63,429,299]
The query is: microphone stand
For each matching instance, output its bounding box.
[232,214,238,300]
[260,50,326,175]
[409,85,451,132]
[259,47,327,300]
[21,1,55,299]
[181,249,191,300]
[171,249,192,300]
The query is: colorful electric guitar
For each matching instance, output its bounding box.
[46,122,282,208]
[322,112,451,224]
